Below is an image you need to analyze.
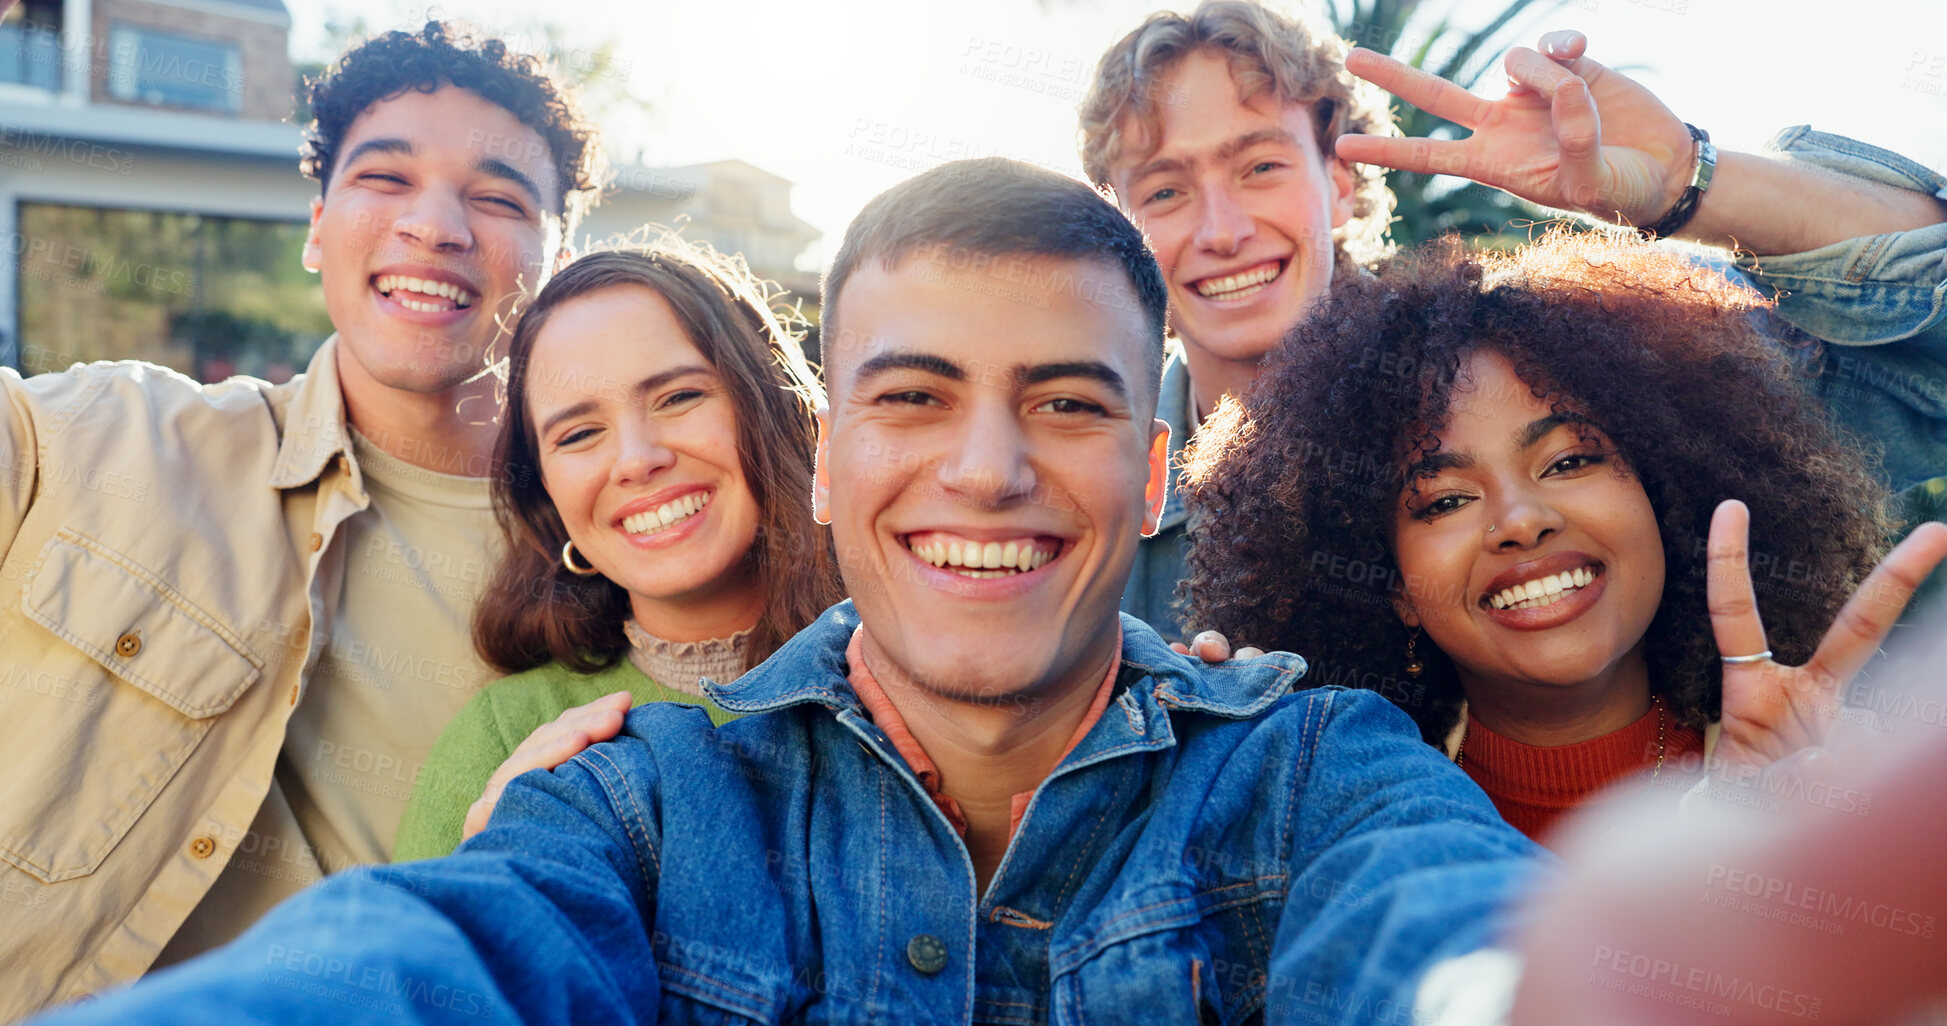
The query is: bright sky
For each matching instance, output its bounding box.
[286,0,1947,268]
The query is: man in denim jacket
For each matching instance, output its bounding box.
[27,160,1543,1025]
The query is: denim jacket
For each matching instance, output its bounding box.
[1730,126,1947,504]
[1121,347,1195,644]
[1124,128,1947,639]
[34,603,1542,1025]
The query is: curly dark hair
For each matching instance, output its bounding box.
[1180,231,1893,743]
[300,21,604,232]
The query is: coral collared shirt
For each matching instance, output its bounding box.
[845,627,1120,841]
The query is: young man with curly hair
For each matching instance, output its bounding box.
[1081,4,1947,642]
[0,22,601,1016]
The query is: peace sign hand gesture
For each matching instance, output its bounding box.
[1335,30,1696,229]
[1706,499,1947,774]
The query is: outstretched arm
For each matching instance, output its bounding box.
[1512,658,1947,1025]
[1336,31,1946,255]
[1267,689,1545,1025]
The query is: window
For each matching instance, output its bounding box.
[0,0,63,91]
[16,203,330,383]
[107,25,242,114]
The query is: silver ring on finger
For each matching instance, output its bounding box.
[1720,650,1773,664]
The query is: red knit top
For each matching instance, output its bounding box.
[1458,700,1705,845]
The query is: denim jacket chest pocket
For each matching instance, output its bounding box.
[1,530,261,883]
[1038,684,1314,1026]
[1047,852,1292,1026]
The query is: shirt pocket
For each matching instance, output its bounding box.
[1055,878,1285,1026]
[655,966,789,1025]
[1,532,261,883]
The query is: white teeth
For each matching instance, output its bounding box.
[1488,565,1601,611]
[1194,262,1282,299]
[621,491,712,536]
[907,534,1055,575]
[376,273,477,310]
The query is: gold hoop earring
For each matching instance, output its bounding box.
[1404,627,1425,678]
[561,540,601,576]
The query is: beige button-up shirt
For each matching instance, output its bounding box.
[0,339,394,1019]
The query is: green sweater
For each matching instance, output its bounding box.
[392,657,740,861]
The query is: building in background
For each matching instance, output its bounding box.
[1,0,324,382]
[582,158,822,309]
[2,2,821,383]
[582,159,823,366]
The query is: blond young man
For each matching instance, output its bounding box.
[1079,1,1392,643]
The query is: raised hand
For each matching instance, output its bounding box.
[1335,30,1696,228]
[1705,499,1947,774]
[461,690,634,841]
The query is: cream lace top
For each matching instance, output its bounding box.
[622,619,752,696]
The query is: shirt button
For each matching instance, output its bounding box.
[114,632,142,658]
[188,836,216,859]
[905,934,947,975]
[308,532,323,551]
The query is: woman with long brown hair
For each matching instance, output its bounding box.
[393,239,843,858]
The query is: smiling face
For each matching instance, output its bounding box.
[1108,49,1353,377]
[304,85,560,395]
[817,251,1169,705]
[525,284,765,639]
[1391,351,1665,697]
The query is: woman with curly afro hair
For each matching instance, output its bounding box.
[1179,230,1947,844]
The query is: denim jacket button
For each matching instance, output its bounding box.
[905,934,948,975]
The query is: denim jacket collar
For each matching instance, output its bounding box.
[704,600,1307,732]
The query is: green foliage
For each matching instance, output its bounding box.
[1327,0,1564,248]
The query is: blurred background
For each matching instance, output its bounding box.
[1,0,1940,382]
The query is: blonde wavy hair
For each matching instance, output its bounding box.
[1078,0,1396,268]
